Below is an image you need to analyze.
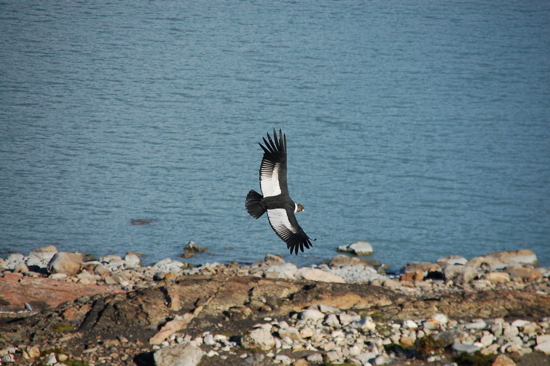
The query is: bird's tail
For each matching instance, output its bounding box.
[246,190,266,219]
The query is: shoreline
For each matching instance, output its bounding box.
[1,246,549,366]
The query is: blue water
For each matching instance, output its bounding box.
[1,0,549,270]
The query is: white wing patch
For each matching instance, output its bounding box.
[267,208,298,240]
[260,161,282,197]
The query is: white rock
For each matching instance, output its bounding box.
[503,325,519,338]
[203,334,216,346]
[300,327,314,338]
[510,319,530,328]
[337,241,374,256]
[349,343,364,356]
[206,350,218,357]
[453,343,480,353]
[190,336,203,347]
[153,258,184,272]
[356,351,377,364]
[430,313,449,325]
[307,353,323,364]
[124,253,141,268]
[537,335,550,344]
[154,344,203,366]
[403,320,418,329]
[339,312,360,326]
[274,355,292,365]
[45,353,57,365]
[6,253,25,268]
[326,350,344,363]
[276,320,289,329]
[479,333,494,347]
[214,334,228,343]
[325,314,341,327]
[374,354,390,365]
[351,316,376,331]
[265,263,298,279]
[535,341,550,355]
[279,327,303,341]
[28,245,58,268]
[348,241,374,255]
[100,254,123,263]
[465,320,486,329]
[319,304,340,313]
[300,309,325,322]
[1,354,15,363]
[437,255,468,265]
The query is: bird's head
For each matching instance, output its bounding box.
[295,203,305,213]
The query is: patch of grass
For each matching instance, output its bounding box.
[374,322,393,337]
[40,347,66,356]
[415,334,445,359]
[52,323,75,333]
[452,351,495,366]
[367,311,384,322]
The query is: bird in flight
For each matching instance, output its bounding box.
[246,129,313,254]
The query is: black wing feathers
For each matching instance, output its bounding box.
[259,129,286,165]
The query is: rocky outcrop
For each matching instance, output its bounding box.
[1,247,548,365]
[0,273,124,312]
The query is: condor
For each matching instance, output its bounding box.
[246,130,313,254]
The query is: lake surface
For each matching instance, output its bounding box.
[1,0,549,270]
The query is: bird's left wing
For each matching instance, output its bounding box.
[259,130,288,198]
[267,208,313,254]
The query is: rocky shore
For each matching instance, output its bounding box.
[0,244,549,366]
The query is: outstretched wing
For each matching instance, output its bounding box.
[259,129,288,198]
[267,208,313,255]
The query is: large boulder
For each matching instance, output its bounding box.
[437,255,468,265]
[27,245,58,268]
[505,267,543,282]
[47,252,83,276]
[483,249,538,265]
[443,264,479,284]
[465,256,517,271]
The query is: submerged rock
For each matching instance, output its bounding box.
[337,241,374,256]
[184,241,207,252]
